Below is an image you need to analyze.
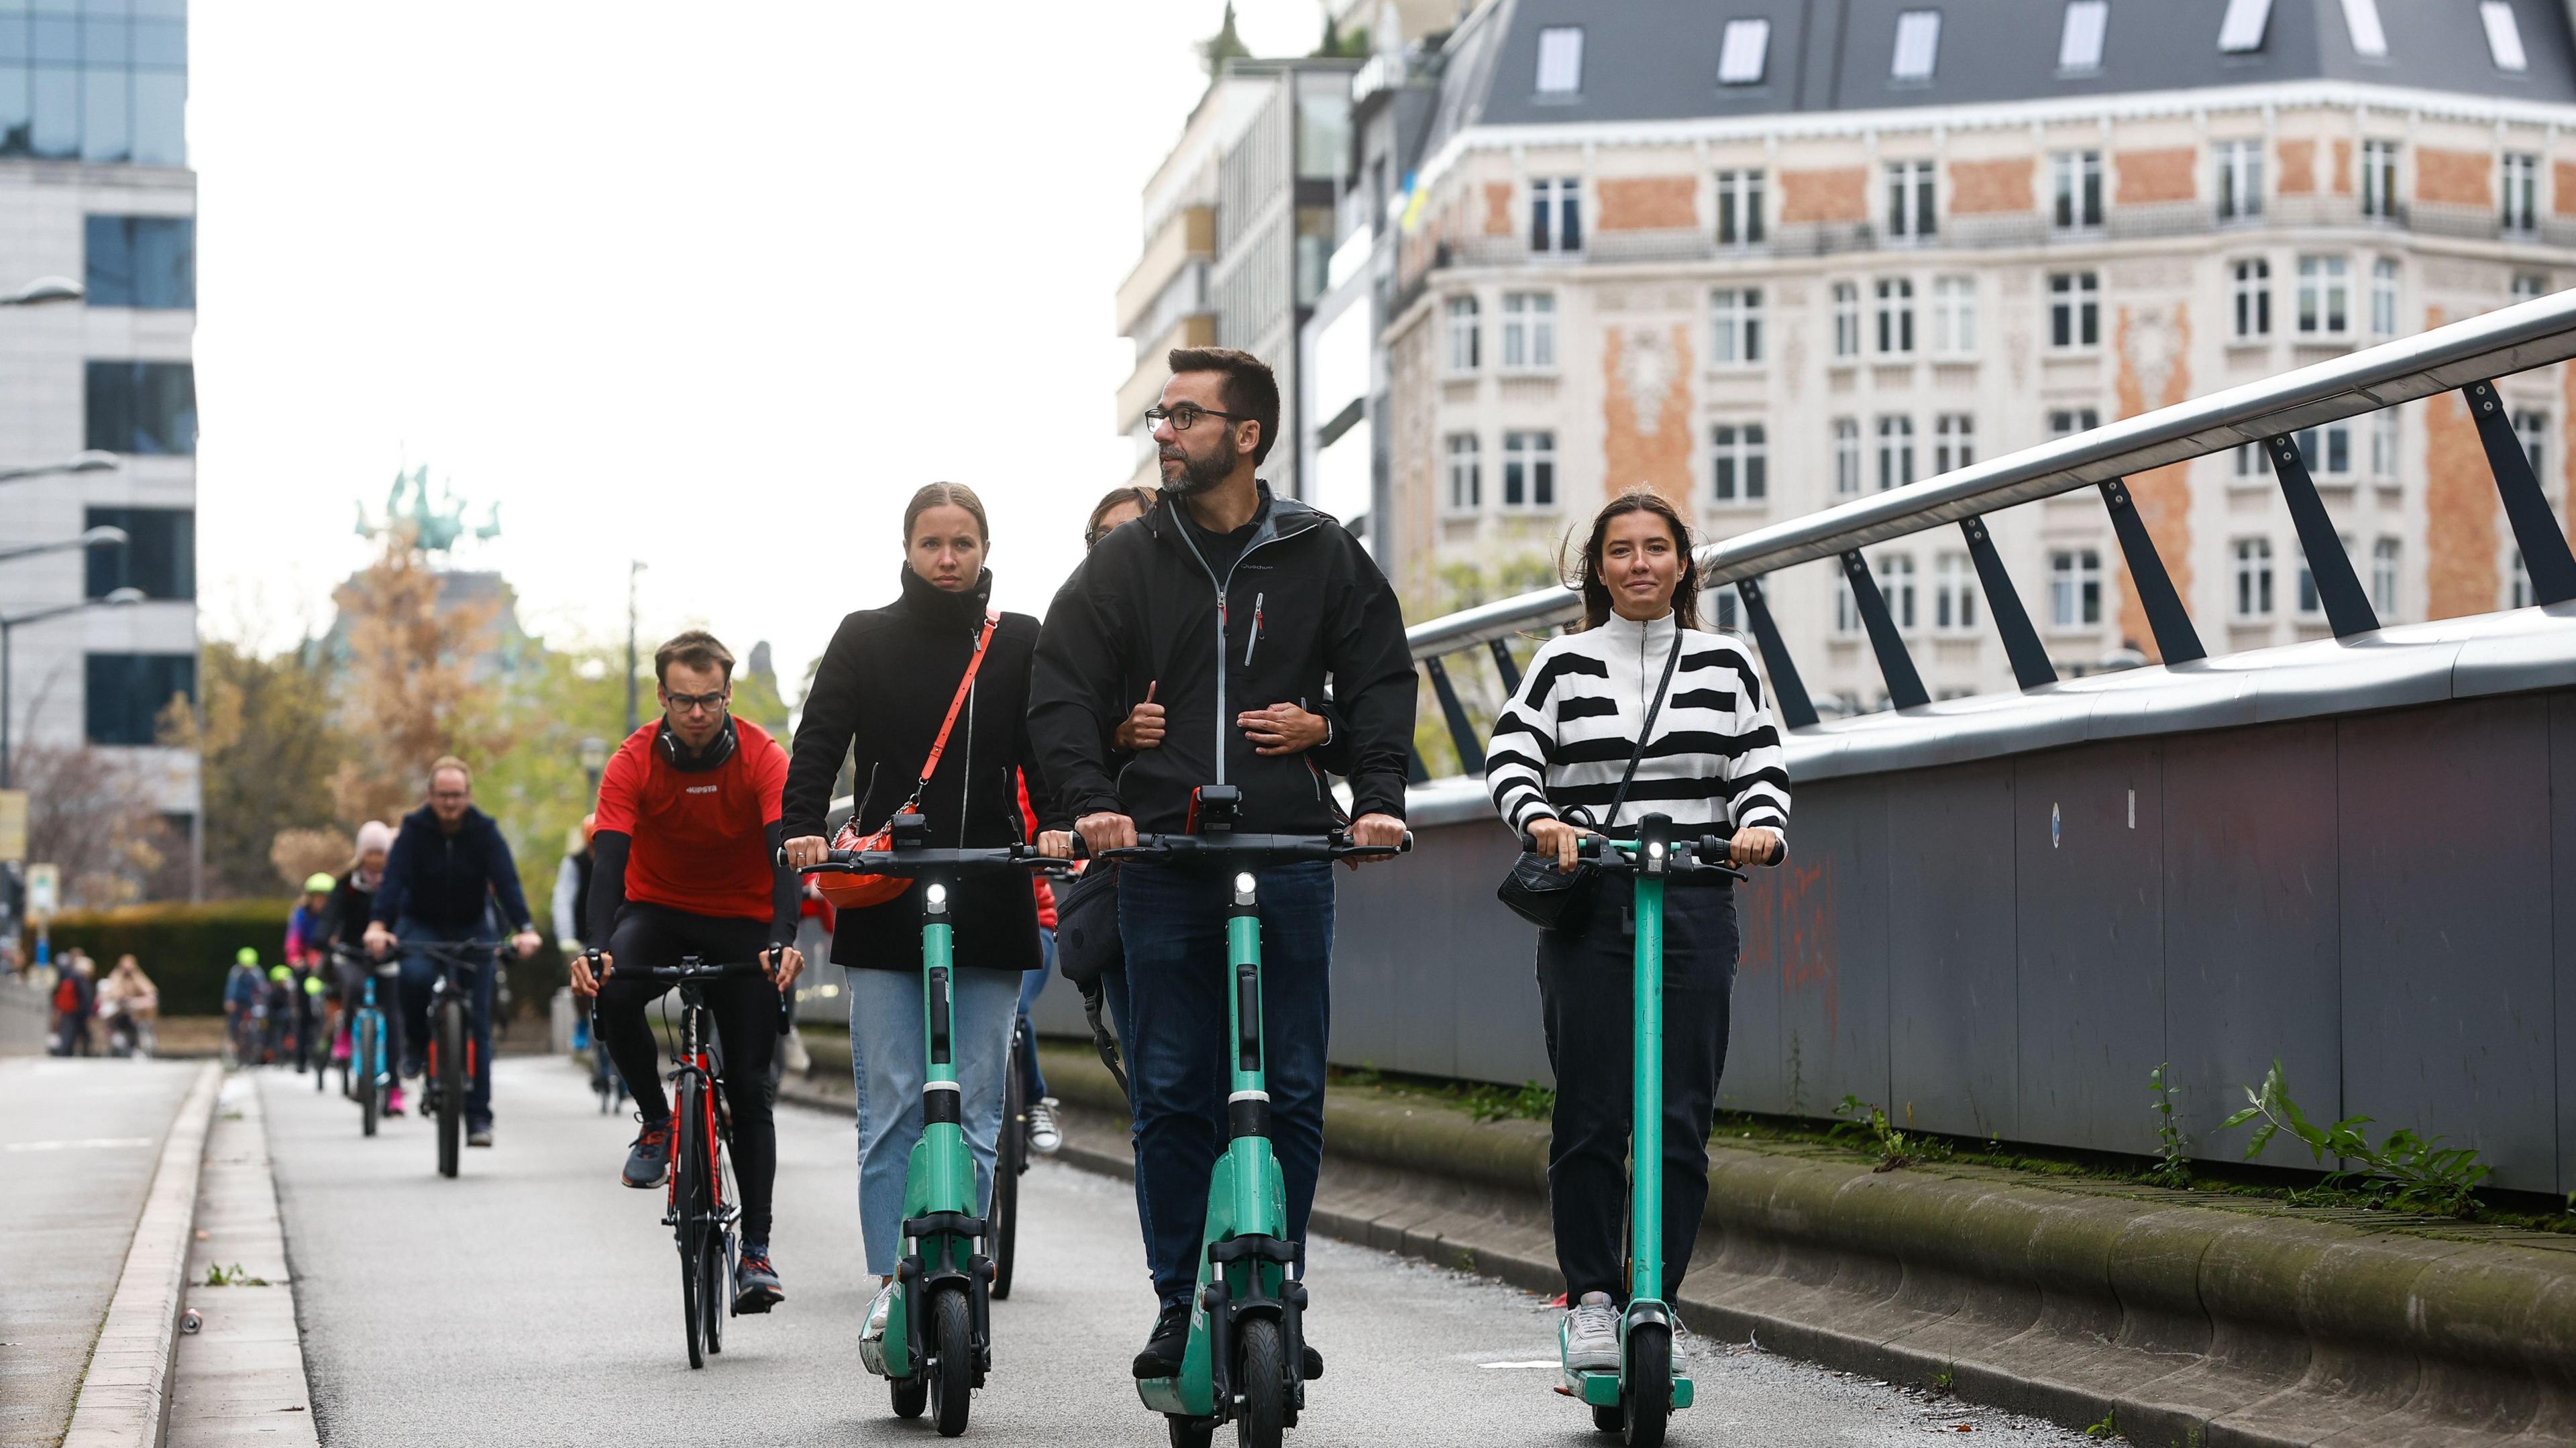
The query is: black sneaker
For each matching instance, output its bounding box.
[734,1251,784,1313]
[1131,1299,1191,1379]
[623,1117,672,1188]
[467,1124,494,1148]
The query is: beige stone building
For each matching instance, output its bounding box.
[1380,0,2576,712]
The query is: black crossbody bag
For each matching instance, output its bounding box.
[1495,630,1684,934]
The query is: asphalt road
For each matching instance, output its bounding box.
[259,1057,2104,1447]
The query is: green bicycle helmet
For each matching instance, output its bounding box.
[235,946,258,966]
[303,873,335,894]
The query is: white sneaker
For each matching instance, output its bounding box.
[858,1279,896,1376]
[1669,1319,1693,1370]
[1561,1291,1620,1373]
[1027,1097,1063,1155]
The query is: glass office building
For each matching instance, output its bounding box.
[0,0,184,167]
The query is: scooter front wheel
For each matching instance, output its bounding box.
[1621,1323,1670,1448]
[1236,1317,1287,1448]
[928,1285,973,1437]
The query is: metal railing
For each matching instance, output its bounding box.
[1399,287,2576,769]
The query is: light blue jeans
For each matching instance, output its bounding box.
[848,964,1021,1277]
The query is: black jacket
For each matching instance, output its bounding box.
[1031,486,1415,835]
[370,805,533,933]
[318,873,376,950]
[783,567,1044,974]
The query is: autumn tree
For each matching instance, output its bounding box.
[327,522,500,826]
[162,640,347,897]
[18,744,180,907]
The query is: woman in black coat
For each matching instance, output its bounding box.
[781,482,1044,1341]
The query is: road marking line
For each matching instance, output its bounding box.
[8,1136,156,1152]
[62,1060,219,1448]
[1479,1360,1560,1369]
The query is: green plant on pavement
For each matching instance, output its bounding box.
[2147,1062,2191,1188]
[2083,1406,2120,1438]
[2218,1058,2491,1218]
[204,1262,267,1287]
[1831,1095,1922,1172]
[1461,1079,1555,1123]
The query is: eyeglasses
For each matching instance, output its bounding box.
[1144,403,1247,433]
[665,691,730,715]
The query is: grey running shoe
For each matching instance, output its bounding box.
[1561,1291,1621,1373]
[1027,1097,1063,1155]
[467,1125,493,1148]
[622,1117,670,1188]
[734,1251,783,1313]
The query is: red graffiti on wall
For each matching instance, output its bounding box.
[1741,855,1838,1032]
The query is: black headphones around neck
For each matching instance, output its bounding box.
[656,714,739,772]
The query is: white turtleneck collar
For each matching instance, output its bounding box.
[1596,608,1679,648]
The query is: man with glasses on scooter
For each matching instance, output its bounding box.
[363,758,543,1147]
[566,630,805,1314]
[1030,345,1415,1383]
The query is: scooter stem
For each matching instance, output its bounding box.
[1226,871,1270,1227]
[1631,821,1668,1307]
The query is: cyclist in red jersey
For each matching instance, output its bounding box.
[568,630,806,1313]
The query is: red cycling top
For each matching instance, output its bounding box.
[594,718,788,922]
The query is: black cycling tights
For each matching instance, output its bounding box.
[593,903,780,1247]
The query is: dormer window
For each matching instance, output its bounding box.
[1535,26,1584,95]
[2339,0,2387,58]
[1718,19,1770,85]
[2481,2,2529,72]
[2218,0,2272,52]
[1891,11,1941,81]
[2057,1,2108,73]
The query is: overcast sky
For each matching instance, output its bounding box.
[191,1,1333,684]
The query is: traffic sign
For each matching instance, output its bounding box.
[26,862,57,920]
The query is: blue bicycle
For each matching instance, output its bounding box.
[332,945,398,1137]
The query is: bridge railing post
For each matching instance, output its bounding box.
[2097,476,2207,665]
[1733,574,1819,728]
[1960,515,2057,691]
[1841,549,1930,710]
[2464,379,2576,606]
[2264,433,2379,637]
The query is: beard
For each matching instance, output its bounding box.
[1161,441,1233,496]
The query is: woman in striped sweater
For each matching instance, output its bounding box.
[1484,488,1790,1374]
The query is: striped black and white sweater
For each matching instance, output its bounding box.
[1485,610,1791,846]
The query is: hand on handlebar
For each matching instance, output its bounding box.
[1526,816,1594,875]
[1037,830,1077,859]
[511,928,543,960]
[362,922,396,960]
[1072,812,1136,860]
[782,835,832,869]
[568,948,607,995]
[762,943,806,991]
[1342,812,1407,870]
[1727,826,1785,868]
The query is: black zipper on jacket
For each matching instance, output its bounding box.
[1168,509,1307,789]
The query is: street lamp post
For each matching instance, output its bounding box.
[1,587,144,789]
[0,452,115,489]
[0,524,125,567]
[624,561,645,734]
[0,276,80,307]
[578,735,609,795]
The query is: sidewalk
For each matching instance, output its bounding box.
[0,1058,209,1447]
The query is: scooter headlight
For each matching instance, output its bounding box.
[1648,841,1665,858]
[1234,872,1256,896]
[924,883,948,908]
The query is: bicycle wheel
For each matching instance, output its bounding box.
[928,1284,973,1437]
[434,999,464,1179]
[993,1043,1026,1300]
[702,1229,729,1355]
[675,1076,708,1370]
[357,1016,381,1138]
[1236,1317,1287,1448]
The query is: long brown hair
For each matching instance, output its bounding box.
[1562,488,1699,632]
[902,482,989,545]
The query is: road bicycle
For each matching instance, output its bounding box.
[1079,785,1407,1448]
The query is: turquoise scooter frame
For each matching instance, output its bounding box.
[792,812,1047,1439]
[1085,785,1408,1448]
[1540,812,1774,1448]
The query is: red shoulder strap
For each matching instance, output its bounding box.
[898,611,1000,812]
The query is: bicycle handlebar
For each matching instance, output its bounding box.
[1079,829,1412,865]
[614,956,780,983]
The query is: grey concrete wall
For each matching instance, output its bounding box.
[1028,687,2576,1196]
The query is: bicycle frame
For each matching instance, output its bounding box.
[661,974,739,1245]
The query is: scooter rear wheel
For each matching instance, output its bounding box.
[1165,1416,1215,1448]
[1621,1323,1670,1448]
[1592,1404,1622,1433]
[890,1375,927,1418]
[1236,1317,1287,1448]
[928,1285,973,1437]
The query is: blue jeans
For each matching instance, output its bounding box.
[847,964,1020,1277]
[1014,928,1053,1103]
[394,917,498,1129]
[1118,860,1334,1306]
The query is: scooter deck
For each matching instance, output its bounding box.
[1559,1369,1695,1409]
[1136,1374,1187,1416]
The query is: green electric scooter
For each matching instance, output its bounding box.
[1538,812,1776,1448]
[790,812,1046,1438]
[1085,785,1409,1448]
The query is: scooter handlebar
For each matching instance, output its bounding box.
[1517,829,1780,875]
[778,844,1047,875]
[1075,829,1411,865]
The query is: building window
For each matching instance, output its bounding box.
[2232,258,2271,339]
[84,507,192,600]
[2516,407,2547,476]
[85,653,195,747]
[1444,433,1481,512]
[2512,272,2548,301]
[0,11,186,166]
[1933,412,1976,473]
[2049,407,2100,439]
[2371,537,2400,614]
[85,361,195,456]
[1709,287,1762,365]
[1709,584,1741,632]
[1833,416,1862,496]
[1935,551,1980,632]
[2219,0,2274,53]
[1930,275,1976,355]
[1877,554,1918,630]
[2052,151,2102,230]
[1886,160,1936,239]
[2049,271,2099,349]
[2049,549,2102,628]
[1891,9,1942,80]
[2234,537,2275,616]
[1710,422,1768,504]
[1876,276,1916,353]
[1835,575,1862,634]
[1534,25,1585,95]
[2296,255,2349,335]
[2216,140,2264,221]
[2502,154,2538,234]
[1718,18,1771,85]
[1530,177,1582,254]
[1501,430,1556,509]
[2293,423,2353,477]
[2509,549,2532,608]
[1715,168,1765,245]
[1445,296,1480,373]
[1500,291,1556,370]
[1832,281,1861,357]
[84,217,193,310]
[2342,0,2388,57]
[2059,0,2109,72]
[2368,408,2400,478]
[2360,140,2398,218]
[2369,256,2398,337]
[2296,553,2322,616]
[1876,414,1915,491]
[2481,1,2529,71]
